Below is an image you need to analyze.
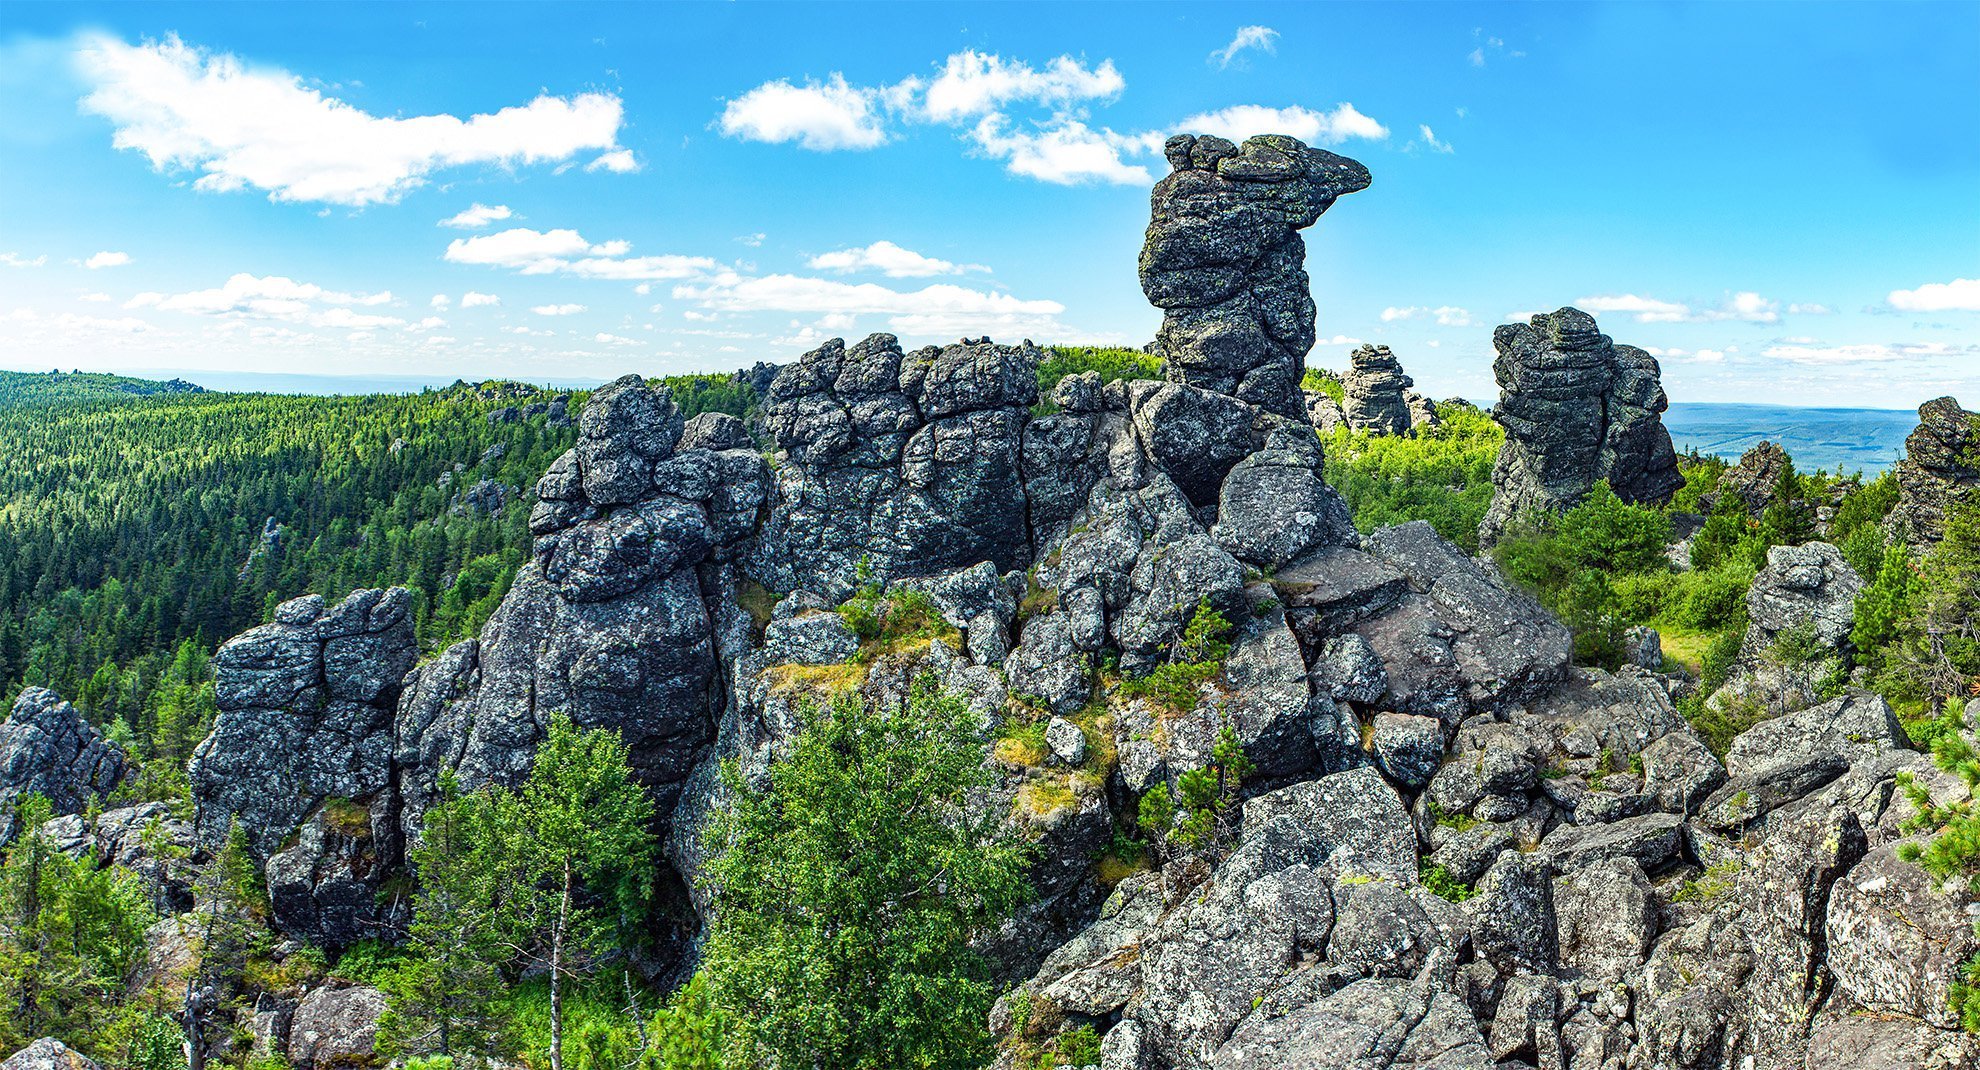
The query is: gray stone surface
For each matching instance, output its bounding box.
[1341,344,1414,435]
[1140,133,1370,417]
[0,1041,100,1070]
[1478,307,1683,547]
[286,983,385,1069]
[0,687,127,846]
[1890,395,1980,548]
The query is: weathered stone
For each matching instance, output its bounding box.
[0,1041,99,1070]
[760,610,859,665]
[0,687,127,846]
[1478,307,1683,547]
[1826,841,1980,1029]
[1554,857,1656,980]
[1541,811,1681,872]
[1341,344,1414,435]
[1370,713,1443,789]
[1046,716,1088,766]
[1140,134,1370,417]
[287,983,385,1069]
[1890,395,1980,548]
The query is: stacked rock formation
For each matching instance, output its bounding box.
[1341,344,1416,435]
[1889,395,1980,548]
[189,588,416,947]
[1478,307,1684,546]
[1713,440,1792,513]
[0,687,126,846]
[1139,133,1370,418]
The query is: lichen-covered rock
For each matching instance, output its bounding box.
[1742,541,1863,656]
[0,687,127,846]
[1341,344,1414,435]
[1477,307,1683,547]
[190,588,415,946]
[0,1040,101,1070]
[752,334,1037,597]
[1714,440,1793,513]
[1140,133,1370,417]
[1889,395,1980,548]
[1825,841,1980,1029]
[286,983,385,1069]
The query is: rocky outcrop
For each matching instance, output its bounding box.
[0,1041,99,1070]
[190,588,416,947]
[0,686,127,846]
[1713,440,1791,513]
[1341,344,1415,435]
[750,335,1037,598]
[1890,395,1980,547]
[1715,542,1864,714]
[1140,133,1370,417]
[1478,307,1683,546]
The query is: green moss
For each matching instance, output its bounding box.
[1419,860,1477,902]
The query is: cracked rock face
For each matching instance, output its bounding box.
[0,686,127,847]
[1478,307,1683,547]
[1889,395,1980,548]
[1341,344,1415,436]
[190,587,416,947]
[1140,133,1370,418]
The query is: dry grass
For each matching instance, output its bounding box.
[1017,777,1078,816]
[1657,626,1716,676]
[764,661,868,697]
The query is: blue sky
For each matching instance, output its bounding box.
[1,2,1975,406]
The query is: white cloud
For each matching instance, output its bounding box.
[85,250,133,269]
[80,292,111,302]
[919,51,1124,122]
[807,240,984,278]
[77,34,626,205]
[1889,278,1980,313]
[1172,103,1388,145]
[968,116,1151,186]
[737,233,766,247]
[1211,26,1280,69]
[718,74,887,150]
[593,332,639,346]
[430,294,450,309]
[1469,48,1486,68]
[674,271,1069,338]
[1578,291,1781,324]
[460,291,500,308]
[128,272,404,329]
[1381,305,1472,326]
[440,203,513,229]
[532,303,586,316]
[1416,125,1454,154]
[1760,341,1956,365]
[445,227,715,280]
[1787,302,1833,315]
[586,148,639,173]
[1,253,46,269]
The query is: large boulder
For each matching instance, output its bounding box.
[190,588,415,947]
[0,687,127,846]
[1477,307,1683,547]
[1,1040,100,1070]
[286,983,385,1069]
[1889,395,1980,548]
[1140,133,1370,418]
[1340,344,1414,436]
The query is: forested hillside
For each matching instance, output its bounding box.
[0,371,759,797]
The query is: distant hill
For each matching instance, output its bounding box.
[0,369,206,404]
[1663,401,1917,475]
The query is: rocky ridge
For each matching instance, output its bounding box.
[1890,395,1980,548]
[5,134,1971,1069]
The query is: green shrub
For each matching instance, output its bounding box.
[1419,860,1477,902]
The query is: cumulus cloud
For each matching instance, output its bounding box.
[430,294,450,309]
[1889,278,1980,313]
[593,332,639,346]
[807,240,984,277]
[1173,103,1388,146]
[531,303,586,316]
[1381,305,1473,327]
[77,34,626,205]
[1,253,46,269]
[445,227,715,280]
[127,272,405,329]
[85,250,133,269]
[1211,26,1279,69]
[674,271,1069,337]
[967,116,1152,186]
[919,51,1124,122]
[1760,341,1963,365]
[1574,291,1780,325]
[586,148,639,173]
[440,203,513,229]
[715,49,1382,187]
[460,291,500,308]
[718,74,888,150]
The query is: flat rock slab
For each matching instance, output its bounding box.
[1541,811,1682,872]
